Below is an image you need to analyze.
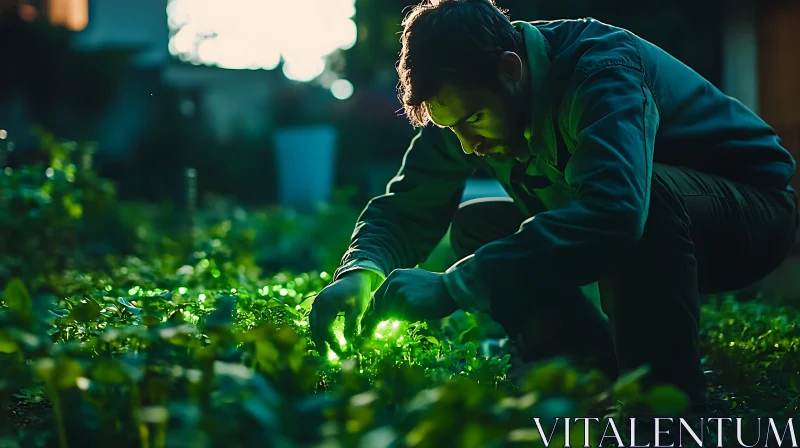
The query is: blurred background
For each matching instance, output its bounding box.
[1,0,799,289]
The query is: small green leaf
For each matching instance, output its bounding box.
[141,315,161,327]
[613,365,650,403]
[0,331,19,353]
[70,298,102,323]
[92,359,128,384]
[117,297,142,315]
[12,388,44,403]
[645,385,689,415]
[49,309,70,318]
[523,362,578,393]
[204,295,236,329]
[34,358,84,390]
[62,194,82,218]
[2,278,32,321]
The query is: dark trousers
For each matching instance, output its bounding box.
[449,163,799,413]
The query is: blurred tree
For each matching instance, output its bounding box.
[342,0,411,88]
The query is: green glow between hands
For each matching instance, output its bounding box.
[374,320,404,341]
[323,318,411,365]
[330,319,347,349]
[328,349,340,362]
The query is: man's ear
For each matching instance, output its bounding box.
[498,51,523,84]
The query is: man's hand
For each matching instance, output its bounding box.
[360,268,458,337]
[309,270,378,357]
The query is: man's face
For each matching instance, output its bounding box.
[425,77,529,161]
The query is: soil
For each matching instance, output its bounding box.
[4,396,51,431]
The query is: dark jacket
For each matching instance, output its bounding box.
[333,18,796,313]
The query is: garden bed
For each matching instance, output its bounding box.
[1,133,799,447]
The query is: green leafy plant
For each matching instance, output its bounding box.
[2,130,798,447]
[0,129,118,290]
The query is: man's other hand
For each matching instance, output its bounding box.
[309,270,377,357]
[361,268,458,337]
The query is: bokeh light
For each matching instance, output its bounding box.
[330,79,354,100]
[167,0,357,81]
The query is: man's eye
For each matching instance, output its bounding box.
[467,115,481,125]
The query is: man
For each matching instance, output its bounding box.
[309,0,798,421]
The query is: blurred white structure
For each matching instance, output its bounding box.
[721,0,759,113]
[165,0,356,84]
[273,125,338,211]
[161,0,356,209]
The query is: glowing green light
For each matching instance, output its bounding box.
[128,286,140,296]
[279,288,288,296]
[333,327,347,348]
[199,294,206,302]
[178,287,188,294]
[372,320,408,343]
[328,350,339,362]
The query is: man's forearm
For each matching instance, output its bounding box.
[334,258,385,291]
[333,126,475,286]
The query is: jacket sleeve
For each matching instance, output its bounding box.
[333,125,476,283]
[442,64,659,313]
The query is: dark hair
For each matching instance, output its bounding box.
[396,0,523,127]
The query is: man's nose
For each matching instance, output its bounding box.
[452,129,480,155]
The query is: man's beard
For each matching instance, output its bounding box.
[478,133,528,159]
[476,89,530,159]
[496,97,530,157]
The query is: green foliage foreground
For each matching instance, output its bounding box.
[1,133,799,447]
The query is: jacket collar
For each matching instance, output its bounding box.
[512,21,557,165]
